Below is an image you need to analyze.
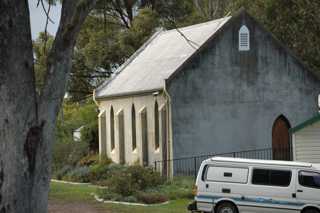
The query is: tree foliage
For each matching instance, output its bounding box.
[33,32,55,90]
[54,100,98,171]
[67,5,161,101]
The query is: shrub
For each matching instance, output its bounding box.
[126,165,164,190]
[135,191,167,204]
[89,164,110,183]
[143,176,193,200]
[122,196,138,203]
[105,165,164,197]
[54,165,72,180]
[97,189,123,201]
[107,171,138,196]
[96,167,191,204]
[52,100,98,173]
[78,154,99,167]
[80,121,99,153]
[64,166,91,183]
[78,154,112,167]
[161,177,194,200]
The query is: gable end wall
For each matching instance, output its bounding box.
[167,13,320,159]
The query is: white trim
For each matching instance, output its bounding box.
[292,134,297,161]
[98,109,106,117]
[92,193,169,206]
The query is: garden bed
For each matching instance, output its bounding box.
[53,155,194,204]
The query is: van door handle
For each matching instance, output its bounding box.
[297,190,303,193]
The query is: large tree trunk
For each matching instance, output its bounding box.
[0,1,96,212]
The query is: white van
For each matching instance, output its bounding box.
[188,157,320,213]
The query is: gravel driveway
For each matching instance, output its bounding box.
[49,200,107,213]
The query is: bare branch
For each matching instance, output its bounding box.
[43,0,52,54]
[38,0,55,24]
[166,18,200,49]
[111,0,131,29]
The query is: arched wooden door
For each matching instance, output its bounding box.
[272,115,291,161]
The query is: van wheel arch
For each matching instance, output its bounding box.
[214,200,238,213]
[302,207,320,213]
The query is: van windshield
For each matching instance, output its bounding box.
[299,171,320,189]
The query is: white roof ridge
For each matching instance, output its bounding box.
[95,29,164,94]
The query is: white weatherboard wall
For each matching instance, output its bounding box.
[97,93,168,166]
[293,122,320,163]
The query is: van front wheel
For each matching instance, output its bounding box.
[303,208,320,213]
[215,202,238,213]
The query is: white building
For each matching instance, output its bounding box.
[291,113,320,163]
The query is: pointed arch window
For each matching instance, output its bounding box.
[239,25,250,51]
[110,106,115,151]
[154,101,160,150]
[140,108,148,166]
[131,104,137,151]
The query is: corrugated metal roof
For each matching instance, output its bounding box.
[95,16,231,99]
[290,113,320,133]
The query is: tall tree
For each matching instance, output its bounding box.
[67,6,159,101]
[0,1,97,212]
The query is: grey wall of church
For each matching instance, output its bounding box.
[167,13,320,160]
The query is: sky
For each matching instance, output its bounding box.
[28,0,61,40]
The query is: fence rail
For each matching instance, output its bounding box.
[154,147,291,178]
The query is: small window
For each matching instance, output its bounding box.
[252,169,291,187]
[299,171,320,189]
[224,172,232,177]
[239,25,250,51]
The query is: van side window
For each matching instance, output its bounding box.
[252,169,291,187]
[299,171,320,189]
[201,165,208,181]
[206,166,248,184]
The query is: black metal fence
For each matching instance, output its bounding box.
[154,147,291,178]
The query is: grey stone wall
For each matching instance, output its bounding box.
[167,13,320,159]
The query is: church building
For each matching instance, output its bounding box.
[94,9,320,175]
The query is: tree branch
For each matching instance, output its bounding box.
[39,0,97,123]
[111,0,131,29]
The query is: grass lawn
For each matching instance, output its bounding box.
[50,181,192,213]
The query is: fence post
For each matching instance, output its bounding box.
[194,157,197,179]
[154,161,157,172]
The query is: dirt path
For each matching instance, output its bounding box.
[49,199,107,213]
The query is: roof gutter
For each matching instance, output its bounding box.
[92,89,99,107]
[163,80,173,177]
[94,88,163,101]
